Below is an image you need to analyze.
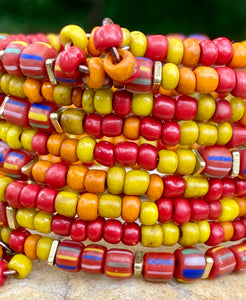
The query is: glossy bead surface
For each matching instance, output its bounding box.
[84,113,102,139]
[138,144,158,171]
[81,244,107,274]
[115,142,138,166]
[161,222,179,246]
[199,40,218,65]
[6,181,26,209]
[55,191,78,218]
[163,175,186,198]
[87,216,104,242]
[36,187,58,213]
[45,162,68,189]
[161,121,180,146]
[4,96,30,127]
[218,198,239,222]
[204,178,223,202]
[124,170,150,195]
[161,63,179,90]
[94,89,113,115]
[140,201,158,226]
[216,67,236,93]
[94,141,115,167]
[8,254,32,279]
[121,195,140,223]
[33,211,52,233]
[175,95,197,120]
[77,136,96,163]
[77,193,98,221]
[145,34,168,61]
[103,219,123,244]
[230,242,246,272]
[60,109,85,135]
[36,236,53,261]
[102,114,123,137]
[8,227,30,253]
[146,174,164,202]
[197,123,218,146]
[140,117,162,141]
[195,93,215,121]
[152,94,175,121]
[98,194,121,218]
[24,234,41,260]
[84,169,107,194]
[205,222,224,246]
[131,92,153,117]
[51,214,72,236]
[107,166,125,195]
[71,218,87,242]
[213,37,233,65]
[16,208,36,230]
[208,201,222,220]
[190,199,209,221]
[179,121,199,145]
[173,198,191,226]
[122,222,140,246]
[179,222,200,246]
[19,184,41,209]
[176,149,196,175]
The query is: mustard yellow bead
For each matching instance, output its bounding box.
[217,122,233,145]
[157,150,178,174]
[184,175,209,198]
[0,177,14,202]
[60,108,86,135]
[161,63,179,90]
[6,125,23,150]
[197,220,210,243]
[130,31,147,57]
[36,236,53,261]
[197,123,218,146]
[33,211,52,234]
[141,224,163,247]
[16,208,36,230]
[218,198,240,222]
[0,122,13,142]
[47,33,61,52]
[76,136,96,163]
[1,226,12,244]
[53,84,72,106]
[21,128,37,151]
[166,38,184,64]
[1,73,13,94]
[195,93,216,121]
[179,121,199,146]
[230,97,245,122]
[140,201,158,226]
[179,222,200,246]
[0,72,4,93]
[131,92,153,117]
[161,222,180,246]
[82,89,95,113]
[107,166,126,195]
[124,170,150,195]
[8,254,32,279]
[121,28,131,47]
[94,89,113,115]
[176,149,196,175]
[8,77,26,98]
[98,194,122,218]
[60,24,88,50]
[138,136,158,147]
[55,191,78,218]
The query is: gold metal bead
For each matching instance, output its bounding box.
[50,107,68,133]
[6,206,18,230]
[21,157,39,178]
[134,250,143,278]
[48,240,59,266]
[231,150,240,177]
[202,256,214,279]
[0,96,9,119]
[152,61,162,91]
[192,149,206,176]
[46,58,57,85]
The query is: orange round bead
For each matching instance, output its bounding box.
[145,174,164,201]
[71,87,83,107]
[123,116,140,140]
[32,160,52,183]
[84,169,107,194]
[60,138,78,162]
[24,234,42,260]
[121,195,141,222]
[23,78,44,103]
[194,66,219,93]
[233,197,246,217]
[227,42,246,69]
[85,57,105,89]
[220,221,234,242]
[67,165,88,191]
[41,81,55,102]
[0,245,3,259]
[77,192,98,221]
[87,27,102,57]
[182,38,201,68]
[176,67,196,95]
[47,133,66,156]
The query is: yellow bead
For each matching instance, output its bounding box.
[161,63,179,90]
[140,201,158,225]
[197,123,218,146]
[8,77,26,98]
[141,224,163,247]
[130,31,147,57]
[166,38,184,64]
[131,92,153,117]
[138,136,158,147]
[55,191,78,218]
[82,89,95,113]
[107,166,126,195]
[229,97,245,122]
[1,73,13,94]
[217,122,233,145]
[60,24,88,50]
[47,33,61,52]
[33,211,52,233]
[98,194,122,218]
[53,84,72,106]
[184,175,209,198]
[179,222,200,246]
[179,121,199,145]
[21,128,37,151]
[94,89,113,115]
[157,150,178,174]
[124,170,150,195]
[1,226,12,244]
[0,176,14,202]
[176,149,196,175]
[161,222,180,246]
[16,208,36,230]
[197,220,210,243]
[218,198,240,222]
[0,122,13,142]
[195,93,216,121]
[60,108,86,135]
[76,136,96,163]
[6,125,23,149]
[36,236,53,261]
[121,28,131,47]
[8,254,32,279]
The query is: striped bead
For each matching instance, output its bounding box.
[81,244,107,274]
[174,247,206,282]
[143,252,175,282]
[0,141,10,168]
[104,248,134,279]
[239,148,246,179]
[55,240,84,273]
[205,246,236,279]
[230,242,246,272]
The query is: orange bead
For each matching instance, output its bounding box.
[220,221,234,242]
[32,160,52,183]
[24,234,42,260]
[194,66,219,93]
[72,87,83,107]
[85,57,105,89]
[145,174,164,201]
[0,245,3,259]
[60,138,78,162]
[123,116,140,140]
[176,67,196,95]
[233,197,246,217]
[67,165,88,191]
[158,86,178,97]
[84,169,107,194]
[87,27,102,57]
[41,81,55,102]
[39,154,62,163]
[182,38,201,68]
[23,78,44,103]
[121,195,141,222]
[227,42,246,69]
[112,134,128,145]
[77,192,98,221]
[47,133,66,156]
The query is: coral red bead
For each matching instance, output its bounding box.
[115,142,138,166]
[81,244,107,274]
[0,202,8,226]
[8,228,31,253]
[174,95,197,120]
[94,24,123,51]
[51,214,73,236]
[162,175,186,198]
[36,187,58,214]
[87,216,104,242]
[231,220,246,241]
[0,260,8,287]
[230,242,246,272]
[156,198,173,223]
[0,141,11,168]
[190,199,209,221]
[212,99,232,123]
[145,35,168,61]
[161,121,180,146]
[227,125,246,148]
[213,37,233,65]
[84,113,103,139]
[215,67,236,93]
[45,162,68,189]
[153,94,175,121]
[112,90,132,117]
[140,117,162,141]
[102,114,123,137]
[138,143,158,171]
[71,218,87,242]
[103,219,123,244]
[204,178,223,202]
[19,184,41,209]
[234,178,246,196]
[173,198,191,225]
[221,178,235,198]
[6,181,26,209]
[208,201,222,220]
[31,132,49,155]
[122,222,140,246]
[143,252,175,282]
[231,70,246,98]
[205,222,224,246]
[199,40,218,66]
[58,46,86,75]
[94,141,115,167]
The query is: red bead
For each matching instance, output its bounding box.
[103,219,123,244]
[227,125,246,148]
[153,94,175,121]
[239,148,246,179]
[81,244,107,274]
[199,40,218,66]
[143,252,175,282]
[204,178,223,202]
[19,184,41,209]
[212,98,232,123]
[94,141,115,167]
[122,222,140,246]
[156,198,173,223]
[87,216,104,242]
[137,143,158,171]
[173,198,191,225]
[174,95,197,120]
[102,114,123,137]
[161,121,180,147]
[31,132,49,155]
[190,199,209,221]
[206,246,236,279]
[58,46,86,75]
[112,90,132,117]
[0,202,8,226]
[231,220,246,241]
[104,248,134,279]
[84,113,103,139]
[0,260,8,287]
[221,178,235,198]
[205,222,224,246]
[140,117,162,141]
[162,175,186,198]
[6,181,26,209]
[208,201,222,220]
[145,35,168,61]
[230,242,246,272]
[51,214,73,236]
[231,70,246,98]
[71,218,87,242]
[0,141,11,168]
[45,162,68,189]
[213,37,233,65]
[215,67,236,93]
[115,141,138,167]
[234,178,246,196]
[55,240,84,273]
[36,187,58,213]
[8,227,31,253]
[94,24,123,51]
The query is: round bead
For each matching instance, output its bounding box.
[77,193,98,221]
[102,114,123,137]
[197,220,211,243]
[60,24,88,49]
[156,198,173,223]
[184,175,209,198]
[84,169,107,194]
[173,198,191,225]
[21,128,37,152]
[157,149,178,174]
[115,142,138,166]
[217,122,233,145]
[123,116,140,140]
[87,216,104,242]
[231,70,246,98]
[230,97,245,123]
[122,222,140,246]
[166,38,184,64]
[130,31,147,57]
[212,98,232,123]
[6,125,23,150]
[76,136,96,163]
[153,94,175,121]
[131,92,153,117]
[140,201,158,226]
[179,121,199,146]
[182,38,201,68]
[176,67,196,95]
[140,117,162,141]
[195,93,216,121]
[145,34,168,61]
[24,234,41,260]
[161,121,180,146]
[94,141,115,167]
[121,195,140,223]
[161,222,179,246]
[231,220,246,241]
[98,194,121,218]
[124,170,150,195]
[0,177,14,202]
[45,162,68,189]
[6,181,26,209]
[51,214,72,236]
[84,113,102,139]
[228,42,246,69]
[103,219,123,244]
[82,88,95,113]
[94,89,113,115]
[176,149,196,175]
[146,174,164,202]
[8,254,32,279]
[199,40,218,65]
[161,63,179,90]
[71,218,87,242]
[194,66,219,93]
[107,166,125,195]
[0,260,8,286]
[137,144,158,171]
[55,191,78,218]
[8,227,30,253]
[216,67,236,93]
[141,224,163,248]
[197,123,218,146]
[163,175,186,198]
[36,187,58,213]
[179,222,200,246]
[60,109,85,135]
[230,242,246,272]
[213,37,233,65]
[204,178,223,202]
[33,211,52,234]
[112,90,132,117]
[175,95,197,121]
[81,244,107,274]
[206,222,224,246]
[19,184,41,209]
[16,208,36,230]
[36,236,53,261]
[190,199,209,221]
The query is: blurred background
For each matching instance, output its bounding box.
[0,0,246,40]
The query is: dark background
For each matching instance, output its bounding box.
[0,0,246,41]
